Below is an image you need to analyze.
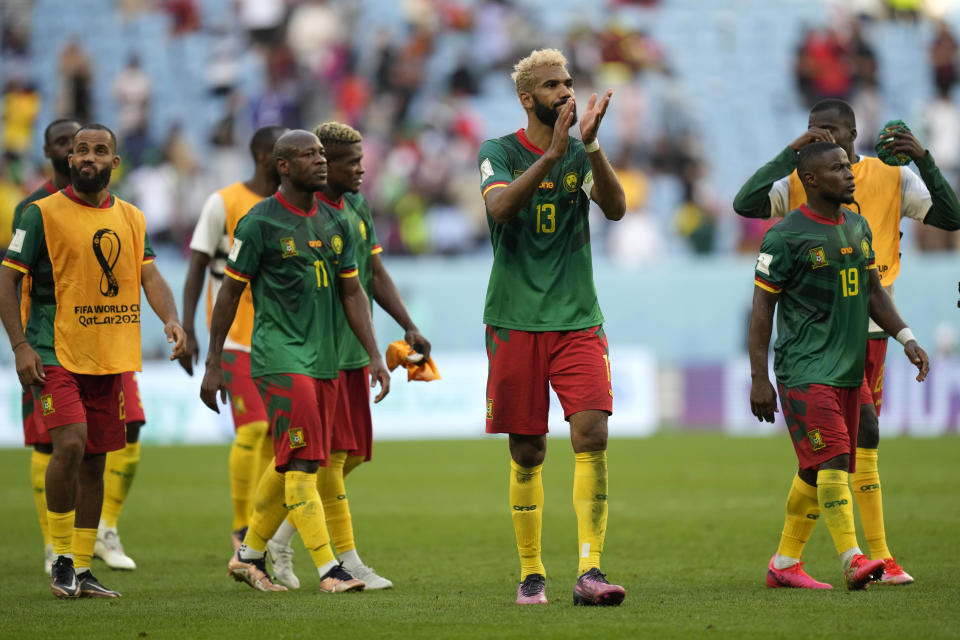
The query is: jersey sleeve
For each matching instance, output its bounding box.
[754,228,791,293]
[899,165,932,222]
[478,139,513,198]
[2,204,45,274]
[143,232,156,263]
[360,196,382,255]
[225,215,263,284]
[189,192,227,255]
[337,219,359,278]
[769,177,791,219]
[732,145,798,219]
[861,220,877,270]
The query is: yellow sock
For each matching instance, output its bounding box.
[48,510,75,556]
[229,421,268,531]
[319,451,355,553]
[573,451,608,575]
[254,421,273,493]
[72,528,97,571]
[776,473,820,559]
[850,448,891,560]
[31,450,52,546]
[510,459,545,579]
[285,470,335,568]
[244,466,288,553]
[817,469,859,556]
[101,440,141,528]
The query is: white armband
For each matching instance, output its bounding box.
[895,328,916,346]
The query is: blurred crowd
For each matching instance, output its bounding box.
[1,0,959,260]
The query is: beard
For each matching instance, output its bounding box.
[51,154,71,177]
[70,163,112,193]
[290,172,326,193]
[533,95,577,129]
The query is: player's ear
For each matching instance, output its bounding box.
[519,91,534,110]
[111,154,121,169]
[850,127,857,142]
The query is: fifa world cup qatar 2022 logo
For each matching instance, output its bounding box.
[92,228,121,297]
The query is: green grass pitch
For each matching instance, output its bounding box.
[1,434,958,639]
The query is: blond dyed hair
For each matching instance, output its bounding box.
[511,48,569,96]
[313,121,363,147]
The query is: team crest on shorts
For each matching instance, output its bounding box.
[563,172,579,192]
[280,237,298,258]
[486,398,493,420]
[233,396,247,416]
[809,246,828,269]
[41,394,55,415]
[332,235,344,254]
[808,429,826,451]
[289,427,307,449]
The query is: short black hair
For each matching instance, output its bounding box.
[810,99,855,127]
[44,118,81,145]
[250,125,287,160]
[797,141,842,181]
[74,124,118,152]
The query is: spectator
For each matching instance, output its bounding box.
[112,56,152,168]
[56,39,92,122]
[930,21,958,96]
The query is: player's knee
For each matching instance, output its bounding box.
[53,435,85,465]
[857,405,879,449]
[509,435,546,467]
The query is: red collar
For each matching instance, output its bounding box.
[799,203,844,226]
[62,185,113,209]
[516,128,545,156]
[316,191,344,210]
[276,190,317,217]
[43,180,56,194]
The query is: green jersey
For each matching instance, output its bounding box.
[13,180,56,230]
[478,129,602,331]
[755,204,876,387]
[226,192,358,379]
[318,192,381,370]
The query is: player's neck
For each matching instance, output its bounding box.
[805,198,843,222]
[71,185,111,208]
[51,171,71,191]
[523,118,555,153]
[278,183,314,212]
[244,171,278,198]
[318,185,344,205]
[843,145,859,164]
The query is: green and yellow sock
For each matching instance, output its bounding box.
[510,459,545,580]
[817,468,859,556]
[776,473,819,560]
[244,467,288,554]
[285,470,335,568]
[47,509,75,557]
[573,450,608,576]
[319,451,355,554]
[72,528,97,572]
[101,440,141,528]
[850,447,892,560]
[31,450,52,546]
[229,421,268,531]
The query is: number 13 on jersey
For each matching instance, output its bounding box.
[536,203,556,234]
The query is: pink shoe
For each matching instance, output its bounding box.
[844,554,885,591]
[516,574,547,605]
[876,557,914,585]
[573,568,625,606]
[227,552,287,592]
[766,555,832,589]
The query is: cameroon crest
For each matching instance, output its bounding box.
[808,429,826,451]
[332,235,344,255]
[289,427,306,449]
[809,246,828,269]
[280,237,298,258]
[563,172,579,192]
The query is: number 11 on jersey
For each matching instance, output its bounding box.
[536,203,556,234]
[314,260,329,288]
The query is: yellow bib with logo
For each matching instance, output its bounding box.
[789,156,903,285]
[37,191,146,374]
[204,182,262,347]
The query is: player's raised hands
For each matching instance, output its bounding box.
[750,378,778,423]
[880,129,926,163]
[579,90,613,147]
[789,127,835,151]
[369,358,391,403]
[545,99,576,161]
[200,363,228,412]
[904,341,930,382]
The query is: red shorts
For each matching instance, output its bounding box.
[485,325,613,435]
[331,366,373,460]
[121,371,147,425]
[859,338,887,414]
[255,373,337,470]
[32,365,125,454]
[22,389,50,446]
[222,350,268,428]
[778,383,859,472]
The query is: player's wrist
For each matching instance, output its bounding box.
[583,138,600,153]
[11,339,29,351]
[895,327,916,346]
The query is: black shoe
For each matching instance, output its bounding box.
[50,556,79,599]
[78,570,121,598]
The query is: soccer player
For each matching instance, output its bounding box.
[266,121,431,590]
[12,118,80,575]
[478,49,627,606]
[178,125,287,550]
[734,99,960,586]
[200,129,390,594]
[748,141,929,589]
[0,124,186,598]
